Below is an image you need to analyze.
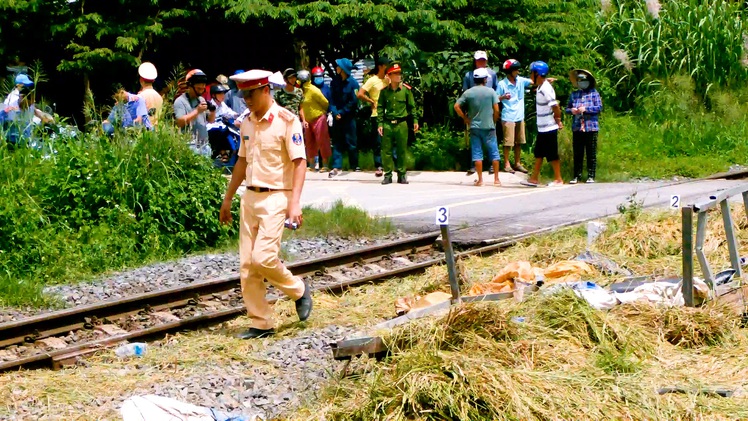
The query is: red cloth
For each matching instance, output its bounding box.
[305,115,331,161]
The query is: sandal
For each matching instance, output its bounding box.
[473,180,483,186]
[512,163,528,173]
[503,166,515,174]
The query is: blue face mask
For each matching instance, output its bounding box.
[578,80,590,90]
[313,77,324,86]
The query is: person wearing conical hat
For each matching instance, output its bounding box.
[566,69,603,184]
[220,70,313,340]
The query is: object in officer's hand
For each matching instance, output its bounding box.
[284,218,298,230]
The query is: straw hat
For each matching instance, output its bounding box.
[569,69,596,89]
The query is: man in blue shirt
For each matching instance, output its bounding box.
[328,58,360,177]
[497,59,532,173]
[103,88,152,135]
[462,51,499,91]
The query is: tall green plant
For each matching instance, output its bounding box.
[595,0,747,109]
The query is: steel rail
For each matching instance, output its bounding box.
[0,232,531,373]
[0,233,439,350]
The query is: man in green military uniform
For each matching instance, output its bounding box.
[377,63,419,185]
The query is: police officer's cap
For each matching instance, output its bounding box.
[386,63,403,75]
[230,69,273,91]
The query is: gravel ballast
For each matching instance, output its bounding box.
[1,325,354,420]
[0,233,415,322]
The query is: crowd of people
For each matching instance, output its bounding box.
[130,51,603,186]
[1,50,603,185]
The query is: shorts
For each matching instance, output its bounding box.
[501,120,526,147]
[469,128,501,162]
[534,130,559,162]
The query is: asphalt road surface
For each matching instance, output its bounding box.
[238,170,746,246]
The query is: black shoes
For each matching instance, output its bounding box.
[381,176,393,185]
[295,282,313,321]
[397,174,408,184]
[237,328,275,340]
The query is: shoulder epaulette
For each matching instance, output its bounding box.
[278,107,295,122]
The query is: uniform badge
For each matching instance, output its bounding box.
[242,136,249,140]
[292,133,303,145]
[267,113,275,123]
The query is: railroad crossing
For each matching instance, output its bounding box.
[299,170,748,245]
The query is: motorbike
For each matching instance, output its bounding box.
[207,115,240,173]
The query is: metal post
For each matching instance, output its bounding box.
[720,200,743,278]
[742,191,748,227]
[695,211,714,289]
[682,206,694,307]
[440,225,462,304]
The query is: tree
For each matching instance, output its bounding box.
[51,0,206,94]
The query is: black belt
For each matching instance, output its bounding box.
[247,186,274,193]
[386,118,407,125]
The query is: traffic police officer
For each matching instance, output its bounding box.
[220,69,313,339]
[376,63,419,185]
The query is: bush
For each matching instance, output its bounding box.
[0,128,237,307]
[410,125,470,171]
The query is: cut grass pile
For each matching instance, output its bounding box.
[297,208,748,420]
[305,293,747,421]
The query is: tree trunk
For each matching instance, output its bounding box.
[294,39,309,70]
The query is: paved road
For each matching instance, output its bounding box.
[243,170,746,246]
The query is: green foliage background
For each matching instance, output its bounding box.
[0,129,237,307]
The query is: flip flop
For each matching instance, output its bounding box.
[520,180,539,187]
[474,180,483,186]
[502,166,515,174]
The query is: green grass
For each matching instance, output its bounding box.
[0,127,394,308]
[293,200,394,239]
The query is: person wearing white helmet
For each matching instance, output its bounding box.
[454,67,501,187]
[462,50,499,176]
[137,62,163,126]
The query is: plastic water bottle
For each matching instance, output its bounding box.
[115,342,147,358]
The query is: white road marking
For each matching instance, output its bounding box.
[384,185,572,218]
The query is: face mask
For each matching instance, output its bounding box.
[578,80,590,90]
[313,77,324,86]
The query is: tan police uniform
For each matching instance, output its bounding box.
[238,99,307,330]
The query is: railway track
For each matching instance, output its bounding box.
[0,233,445,372]
[4,171,746,373]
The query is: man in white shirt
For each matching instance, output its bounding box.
[521,61,564,187]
